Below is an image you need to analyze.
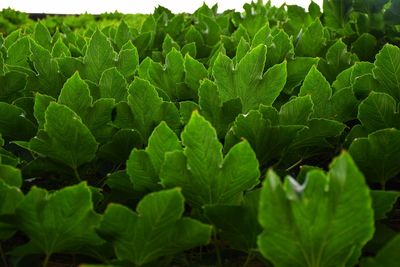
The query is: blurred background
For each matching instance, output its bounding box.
[0,0,323,14]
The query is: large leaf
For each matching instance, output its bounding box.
[213,44,287,112]
[373,44,400,101]
[14,183,103,257]
[349,128,400,185]
[258,152,374,267]
[28,102,98,171]
[160,112,260,208]
[98,188,212,266]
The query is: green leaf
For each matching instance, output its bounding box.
[323,0,352,29]
[115,42,138,79]
[98,129,142,164]
[15,182,103,256]
[349,128,400,185]
[0,164,22,187]
[373,44,400,101]
[204,190,262,252]
[184,53,208,94]
[58,72,115,142]
[123,78,181,142]
[299,66,332,118]
[0,180,24,240]
[5,36,30,68]
[226,110,304,166]
[198,79,242,138]
[33,93,55,130]
[144,48,193,101]
[284,57,319,94]
[361,235,400,267]
[0,102,36,141]
[58,72,92,118]
[28,39,64,98]
[28,102,98,170]
[351,33,377,61]
[318,39,358,82]
[99,67,128,102]
[161,112,260,208]
[213,44,287,112]
[114,20,132,50]
[295,19,326,57]
[98,188,212,266]
[127,122,182,192]
[33,22,52,51]
[370,190,400,220]
[0,71,27,103]
[258,152,374,267]
[83,29,117,83]
[358,92,400,132]
[51,37,71,57]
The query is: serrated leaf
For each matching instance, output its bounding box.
[99,67,128,102]
[98,188,212,266]
[258,152,374,267]
[127,122,182,192]
[161,112,259,208]
[349,128,400,185]
[295,19,326,57]
[83,29,117,83]
[373,44,400,101]
[121,78,180,142]
[358,92,400,132]
[28,102,98,170]
[213,45,287,112]
[14,183,103,257]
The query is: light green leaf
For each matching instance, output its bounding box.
[98,188,212,266]
[258,152,374,267]
[295,19,326,57]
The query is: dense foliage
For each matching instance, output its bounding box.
[0,0,399,266]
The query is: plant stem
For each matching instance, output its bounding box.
[243,252,254,267]
[0,243,8,267]
[42,254,51,267]
[73,167,81,182]
[213,229,222,267]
